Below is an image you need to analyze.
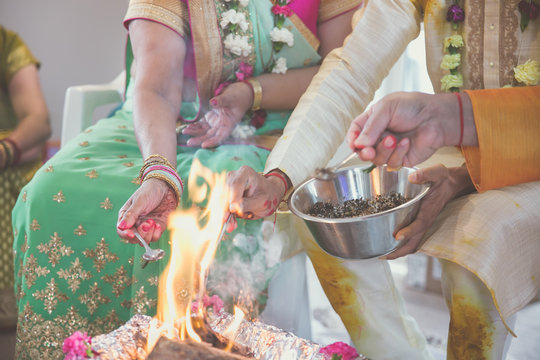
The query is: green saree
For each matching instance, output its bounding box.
[11,1,328,359]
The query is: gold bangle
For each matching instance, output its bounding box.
[144,172,181,203]
[245,78,262,111]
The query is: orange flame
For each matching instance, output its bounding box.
[146,159,229,352]
[223,306,245,351]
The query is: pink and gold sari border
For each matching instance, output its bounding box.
[319,0,363,23]
[289,13,320,52]
[188,0,223,105]
[123,0,189,37]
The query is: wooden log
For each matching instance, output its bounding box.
[146,336,253,360]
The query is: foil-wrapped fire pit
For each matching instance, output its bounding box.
[91,313,369,360]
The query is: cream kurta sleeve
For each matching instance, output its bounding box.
[463,86,540,192]
[264,0,422,186]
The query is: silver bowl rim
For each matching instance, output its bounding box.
[288,164,431,224]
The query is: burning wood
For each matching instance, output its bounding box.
[146,337,252,360]
[91,311,328,360]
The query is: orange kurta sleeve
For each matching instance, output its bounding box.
[462,86,540,192]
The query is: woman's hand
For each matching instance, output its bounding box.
[182,81,254,148]
[381,164,475,260]
[347,92,476,168]
[226,166,287,230]
[116,178,177,244]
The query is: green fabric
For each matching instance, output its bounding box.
[12,2,321,359]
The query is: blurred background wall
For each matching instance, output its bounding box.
[0,0,129,142]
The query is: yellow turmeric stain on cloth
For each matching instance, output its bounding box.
[448,294,493,360]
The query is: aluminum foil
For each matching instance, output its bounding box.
[207,312,326,360]
[91,313,369,360]
[92,314,152,360]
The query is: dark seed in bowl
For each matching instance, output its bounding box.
[308,191,409,218]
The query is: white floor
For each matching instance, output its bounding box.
[306,255,540,360]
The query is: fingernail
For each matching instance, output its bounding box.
[396,234,405,241]
[210,98,218,107]
[128,232,135,239]
[408,172,418,183]
[118,220,127,230]
[155,224,161,231]
[383,135,397,149]
[141,224,150,232]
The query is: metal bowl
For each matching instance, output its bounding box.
[288,165,430,260]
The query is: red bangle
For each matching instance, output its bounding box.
[454,92,464,147]
[264,171,289,193]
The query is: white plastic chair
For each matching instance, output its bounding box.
[60,71,126,147]
[59,73,313,339]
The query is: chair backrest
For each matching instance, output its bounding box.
[60,71,125,147]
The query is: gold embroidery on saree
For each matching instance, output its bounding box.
[33,278,69,314]
[86,169,99,179]
[79,282,111,315]
[73,224,87,236]
[120,285,157,314]
[83,237,119,273]
[100,197,114,210]
[125,0,190,37]
[23,254,50,288]
[102,265,136,297]
[57,257,93,293]
[79,141,89,147]
[319,0,362,23]
[123,161,135,167]
[30,219,40,231]
[189,0,224,105]
[53,190,65,203]
[289,13,320,51]
[37,232,74,267]
[44,165,54,172]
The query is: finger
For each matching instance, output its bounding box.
[386,138,410,169]
[201,124,231,148]
[227,167,255,212]
[382,233,423,260]
[226,216,238,232]
[371,134,398,165]
[355,105,391,149]
[348,112,369,149]
[150,222,163,243]
[408,164,447,184]
[182,121,210,136]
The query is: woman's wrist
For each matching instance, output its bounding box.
[242,78,263,111]
[264,168,292,200]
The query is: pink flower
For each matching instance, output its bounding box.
[271,5,292,17]
[63,331,95,359]
[235,62,253,81]
[204,294,224,313]
[214,81,232,96]
[319,341,359,360]
[191,294,224,314]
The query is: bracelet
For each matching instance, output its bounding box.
[139,154,175,180]
[264,171,289,194]
[142,164,184,193]
[0,141,8,169]
[144,171,182,203]
[454,92,464,147]
[3,138,21,165]
[243,78,262,111]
